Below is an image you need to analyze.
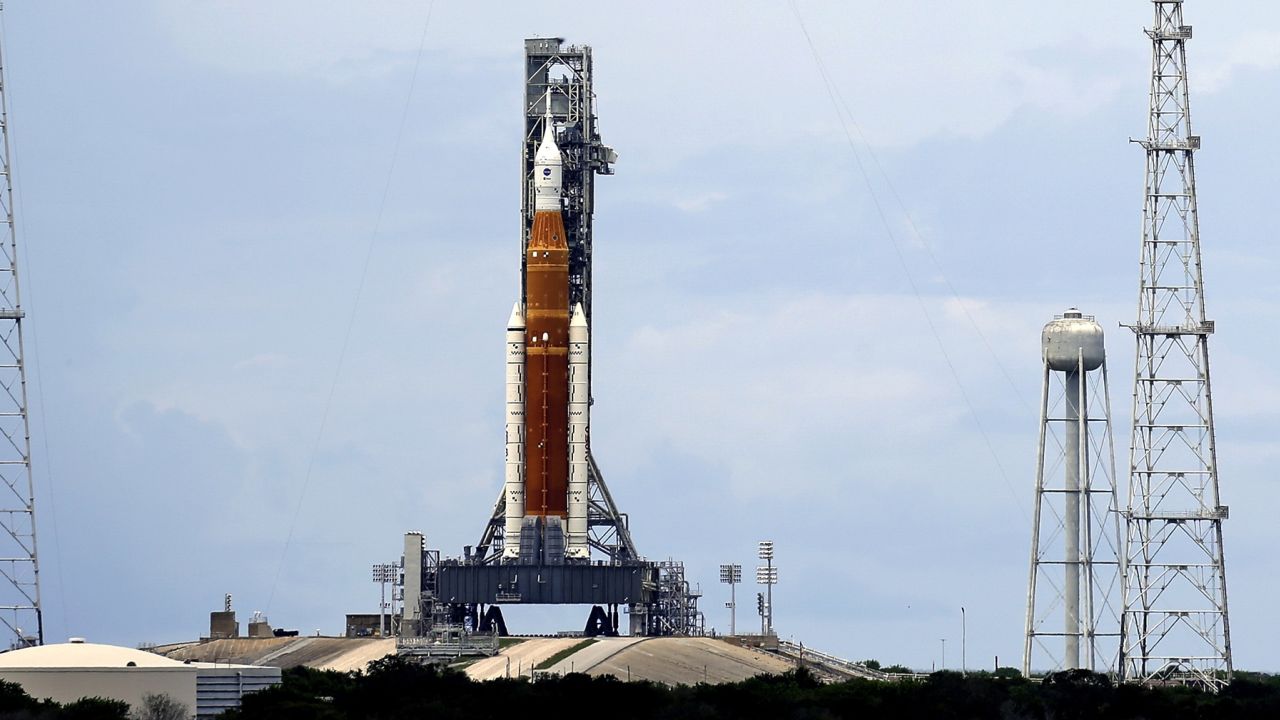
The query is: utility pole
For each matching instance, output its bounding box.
[0,11,42,649]
[1119,0,1232,692]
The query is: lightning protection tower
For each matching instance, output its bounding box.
[0,22,42,648]
[1024,309,1122,677]
[1119,0,1232,690]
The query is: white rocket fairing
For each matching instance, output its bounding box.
[533,109,563,212]
[566,303,590,559]
[502,302,526,560]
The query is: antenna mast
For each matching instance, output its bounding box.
[1119,0,1231,690]
[0,16,43,648]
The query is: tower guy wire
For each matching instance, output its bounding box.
[789,0,1027,521]
[266,1,436,612]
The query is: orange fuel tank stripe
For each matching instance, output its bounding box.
[524,208,570,518]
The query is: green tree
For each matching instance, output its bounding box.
[131,693,186,720]
[0,679,38,714]
[59,697,131,720]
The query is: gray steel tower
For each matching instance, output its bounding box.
[1119,0,1231,690]
[0,25,42,648]
[1024,310,1122,676]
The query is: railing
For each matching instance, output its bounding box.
[396,632,499,658]
[776,641,910,682]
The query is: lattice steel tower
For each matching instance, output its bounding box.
[1024,310,1122,677]
[1119,0,1231,689]
[0,23,42,648]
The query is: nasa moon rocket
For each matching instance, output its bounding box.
[502,106,590,563]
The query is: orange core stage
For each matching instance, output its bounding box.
[523,207,570,518]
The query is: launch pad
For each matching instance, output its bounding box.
[394,38,703,647]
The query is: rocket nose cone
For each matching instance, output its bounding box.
[570,303,587,327]
[507,301,525,329]
[535,126,561,165]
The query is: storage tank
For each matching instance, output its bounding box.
[1042,309,1105,372]
[1033,307,1107,671]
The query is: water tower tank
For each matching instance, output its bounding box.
[1042,309,1105,371]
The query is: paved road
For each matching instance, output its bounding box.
[542,636,648,676]
[465,638,584,681]
[589,638,795,685]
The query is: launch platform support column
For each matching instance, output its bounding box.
[1119,1,1233,691]
[1023,310,1122,676]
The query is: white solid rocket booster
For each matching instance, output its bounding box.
[502,302,526,559]
[566,302,590,559]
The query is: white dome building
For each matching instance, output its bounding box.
[0,640,196,713]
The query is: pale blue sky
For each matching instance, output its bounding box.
[4,1,1279,670]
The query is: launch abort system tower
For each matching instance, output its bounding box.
[1119,1,1232,690]
[398,39,700,647]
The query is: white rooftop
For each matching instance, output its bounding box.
[0,642,191,669]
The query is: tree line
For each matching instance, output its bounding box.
[216,655,1280,720]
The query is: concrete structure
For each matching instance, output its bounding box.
[346,613,398,638]
[209,611,238,640]
[0,641,197,713]
[246,616,273,639]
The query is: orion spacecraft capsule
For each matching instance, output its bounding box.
[502,103,590,563]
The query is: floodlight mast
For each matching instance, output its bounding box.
[719,564,741,635]
[372,563,397,637]
[757,542,776,636]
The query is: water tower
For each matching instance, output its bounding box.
[1023,309,1122,675]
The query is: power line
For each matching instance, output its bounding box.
[789,0,1027,520]
[266,1,436,611]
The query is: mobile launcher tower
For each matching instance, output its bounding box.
[398,39,703,643]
